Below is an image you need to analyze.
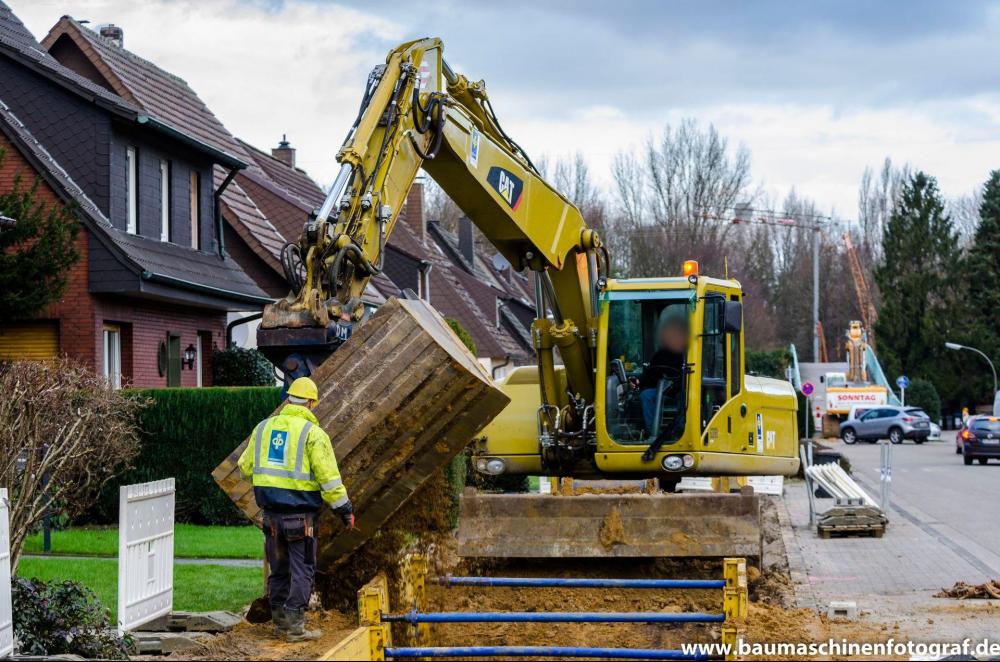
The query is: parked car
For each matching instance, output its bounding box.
[839,405,931,444]
[904,407,941,440]
[957,415,1000,465]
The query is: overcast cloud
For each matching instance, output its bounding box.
[13,0,1000,216]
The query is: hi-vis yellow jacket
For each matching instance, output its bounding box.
[238,404,350,513]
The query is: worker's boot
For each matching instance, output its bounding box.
[284,608,320,642]
[271,604,290,635]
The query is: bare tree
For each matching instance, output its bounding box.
[858,157,910,259]
[0,360,143,568]
[422,177,463,232]
[610,119,759,277]
[948,190,983,245]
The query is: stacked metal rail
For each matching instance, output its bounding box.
[342,556,748,661]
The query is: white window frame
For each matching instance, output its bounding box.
[189,171,200,250]
[126,146,137,234]
[103,325,122,389]
[159,159,170,242]
[195,336,203,388]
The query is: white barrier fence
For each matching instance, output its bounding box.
[805,462,879,508]
[0,489,12,659]
[678,475,785,495]
[117,479,176,633]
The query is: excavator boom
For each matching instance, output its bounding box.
[235,38,800,566]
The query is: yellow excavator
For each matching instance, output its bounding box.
[257,38,799,559]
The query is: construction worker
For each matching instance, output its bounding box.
[238,377,354,641]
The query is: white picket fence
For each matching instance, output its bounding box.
[0,489,12,659]
[117,478,176,633]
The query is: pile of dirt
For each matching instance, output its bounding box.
[743,603,906,660]
[318,469,457,611]
[170,610,356,661]
[935,579,1000,599]
[423,557,904,661]
[598,508,627,547]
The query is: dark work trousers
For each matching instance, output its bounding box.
[263,511,317,612]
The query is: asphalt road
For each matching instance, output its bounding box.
[827,430,1000,575]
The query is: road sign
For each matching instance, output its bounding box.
[896,375,909,390]
[801,382,814,396]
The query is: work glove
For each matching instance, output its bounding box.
[333,501,355,529]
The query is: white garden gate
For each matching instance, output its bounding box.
[0,489,12,659]
[117,478,175,633]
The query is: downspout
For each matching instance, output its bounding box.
[226,311,263,348]
[491,354,511,380]
[418,260,433,303]
[214,166,240,257]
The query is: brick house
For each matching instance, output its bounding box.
[0,3,271,386]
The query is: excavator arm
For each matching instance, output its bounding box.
[259,37,606,429]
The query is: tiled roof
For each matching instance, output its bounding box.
[0,2,137,116]
[238,139,326,210]
[385,215,531,359]
[427,220,535,304]
[41,16,248,165]
[0,96,268,303]
[216,169,285,267]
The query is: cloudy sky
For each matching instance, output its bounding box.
[13,0,1000,216]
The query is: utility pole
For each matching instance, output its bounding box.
[813,224,820,362]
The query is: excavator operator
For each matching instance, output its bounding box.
[636,305,689,440]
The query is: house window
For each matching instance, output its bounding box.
[160,159,171,241]
[167,332,181,387]
[189,171,200,250]
[103,325,122,389]
[126,146,137,234]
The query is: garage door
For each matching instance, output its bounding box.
[0,321,59,360]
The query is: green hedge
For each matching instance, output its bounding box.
[905,378,942,422]
[746,348,792,379]
[83,387,282,525]
[212,347,275,386]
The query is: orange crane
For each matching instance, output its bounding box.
[843,233,877,350]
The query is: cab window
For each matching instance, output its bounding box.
[604,296,691,446]
[701,296,727,430]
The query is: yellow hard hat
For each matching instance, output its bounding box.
[287,377,319,402]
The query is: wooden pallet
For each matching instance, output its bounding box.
[212,297,510,567]
[817,504,887,539]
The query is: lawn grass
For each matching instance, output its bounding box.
[16,558,262,622]
[23,524,263,559]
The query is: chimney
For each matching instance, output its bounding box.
[405,182,426,245]
[98,24,123,48]
[458,216,475,266]
[272,134,296,168]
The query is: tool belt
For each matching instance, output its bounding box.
[265,511,316,541]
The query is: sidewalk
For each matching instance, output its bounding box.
[780,478,1000,641]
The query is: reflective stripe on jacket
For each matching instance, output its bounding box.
[238,404,349,513]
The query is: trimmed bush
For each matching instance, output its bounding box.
[746,348,792,379]
[212,346,275,386]
[906,378,942,422]
[83,386,282,525]
[13,577,131,659]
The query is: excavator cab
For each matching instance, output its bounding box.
[472,267,800,480]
